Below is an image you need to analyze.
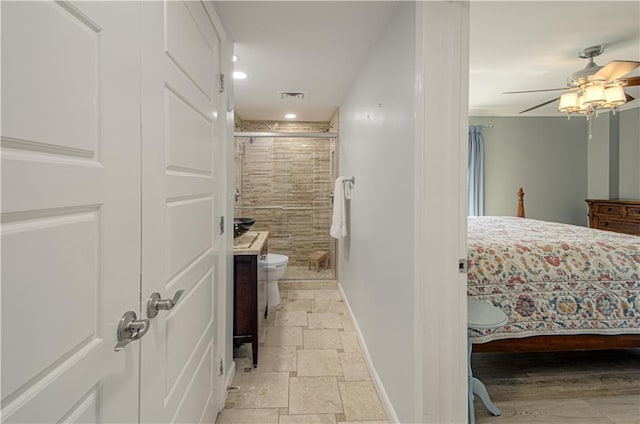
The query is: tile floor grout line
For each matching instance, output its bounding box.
[220,283,391,424]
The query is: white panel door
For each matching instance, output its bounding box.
[1,2,141,423]
[140,1,225,422]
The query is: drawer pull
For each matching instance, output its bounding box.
[607,207,612,212]
[603,222,609,226]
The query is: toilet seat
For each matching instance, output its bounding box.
[262,253,288,268]
[259,253,288,307]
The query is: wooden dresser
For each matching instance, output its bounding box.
[586,199,640,236]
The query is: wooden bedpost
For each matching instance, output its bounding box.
[517,187,525,218]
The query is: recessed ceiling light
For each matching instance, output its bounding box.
[233,71,247,80]
[284,113,296,119]
[232,55,238,62]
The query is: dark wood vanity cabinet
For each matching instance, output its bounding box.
[233,241,267,367]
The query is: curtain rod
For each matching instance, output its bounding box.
[234,131,338,139]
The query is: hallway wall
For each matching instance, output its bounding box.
[337,3,415,422]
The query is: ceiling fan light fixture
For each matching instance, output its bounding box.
[559,92,579,112]
[583,83,606,105]
[578,94,588,113]
[604,85,626,107]
[508,45,638,119]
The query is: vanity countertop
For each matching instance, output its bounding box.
[233,231,268,256]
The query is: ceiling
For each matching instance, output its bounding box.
[215,1,640,122]
[469,1,640,116]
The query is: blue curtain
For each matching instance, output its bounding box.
[467,126,484,216]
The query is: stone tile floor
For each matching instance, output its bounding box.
[216,281,389,424]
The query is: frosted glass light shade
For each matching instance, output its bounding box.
[605,85,626,106]
[559,92,578,112]
[578,94,587,112]
[584,84,606,104]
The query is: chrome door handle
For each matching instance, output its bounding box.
[114,311,150,352]
[146,289,185,318]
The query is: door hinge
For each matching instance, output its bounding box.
[219,358,224,376]
[458,259,467,273]
[218,73,225,93]
[219,216,225,235]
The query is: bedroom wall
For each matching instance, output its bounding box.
[338,3,415,421]
[588,106,640,200]
[588,115,611,199]
[618,107,640,199]
[469,116,588,226]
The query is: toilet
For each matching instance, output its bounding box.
[260,253,289,307]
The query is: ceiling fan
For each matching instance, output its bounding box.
[504,45,640,116]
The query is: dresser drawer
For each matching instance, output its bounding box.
[596,218,640,236]
[624,205,640,220]
[595,203,622,217]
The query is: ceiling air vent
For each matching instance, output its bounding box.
[280,92,305,101]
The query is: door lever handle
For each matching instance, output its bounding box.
[114,311,150,352]
[146,289,185,318]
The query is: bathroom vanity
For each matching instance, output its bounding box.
[233,231,268,367]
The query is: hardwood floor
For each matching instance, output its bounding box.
[473,349,640,423]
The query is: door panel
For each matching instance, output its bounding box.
[165,1,216,98]
[172,344,215,424]
[2,211,99,397]
[166,88,214,174]
[141,1,223,422]
[1,2,141,423]
[2,2,99,153]
[166,273,214,392]
[167,197,213,280]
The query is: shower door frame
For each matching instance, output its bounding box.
[234,131,339,280]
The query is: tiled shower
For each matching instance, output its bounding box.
[234,123,337,280]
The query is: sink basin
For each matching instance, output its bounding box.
[234,218,255,238]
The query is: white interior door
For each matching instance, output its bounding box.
[140,1,225,422]
[1,2,141,422]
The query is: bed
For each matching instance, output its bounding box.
[468,195,640,352]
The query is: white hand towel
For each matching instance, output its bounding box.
[330,177,347,239]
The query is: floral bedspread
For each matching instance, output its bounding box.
[467,216,640,343]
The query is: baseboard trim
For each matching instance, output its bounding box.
[338,283,399,423]
[225,360,236,394]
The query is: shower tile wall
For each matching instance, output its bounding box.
[235,126,336,276]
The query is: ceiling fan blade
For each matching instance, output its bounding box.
[503,87,570,94]
[595,60,640,82]
[623,76,640,87]
[519,97,560,114]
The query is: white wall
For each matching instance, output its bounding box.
[469,116,588,226]
[338,3,415,422]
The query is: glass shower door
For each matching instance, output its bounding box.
[278,136,335,279]
[234,135,336,280]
